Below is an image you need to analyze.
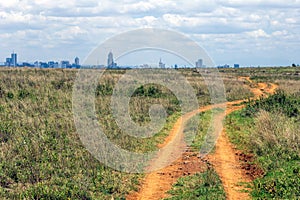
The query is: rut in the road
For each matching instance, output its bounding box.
[126,78,278,200]
[209,78,278,200]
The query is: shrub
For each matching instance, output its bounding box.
[244,90,299,118]
[6,92,14,99]
[18,89,31,99]
[96,83,113,96]
[248,111,300,166]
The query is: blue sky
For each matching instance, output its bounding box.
[0,0,299,67]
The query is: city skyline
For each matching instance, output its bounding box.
[4,49,300,69]
[1,51,81,68]
[0,1,299,67]
[2,50,240,69]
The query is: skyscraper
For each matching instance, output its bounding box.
[107,51,117,68]
[75,57,79,66]
[5,58,12,66]
[159,58,165,68]
[196,59,203,68]
[11,53,17,67]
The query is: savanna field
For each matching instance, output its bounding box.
[0,67,299,199]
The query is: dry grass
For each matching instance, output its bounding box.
[0,68,254,199]
[275,79,300,94]
[249,110,300,160]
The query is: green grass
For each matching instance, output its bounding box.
[165,169,226,200]
[225,92,300,199]
[226,109,254,152]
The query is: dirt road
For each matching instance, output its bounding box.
[127,77,277,200]
[208,78,278,200]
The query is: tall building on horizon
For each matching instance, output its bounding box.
[107,51,117,68]
[75,57,79,66]
[11,53,17,67]
[5,58,12,66]
[4,52,17,66]
[196,59,203,68]
[159,58,165,68]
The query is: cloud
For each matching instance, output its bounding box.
[217,0,300,8]
[0,0,299,66]
[246,29,270,38]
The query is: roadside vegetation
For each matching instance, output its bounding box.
[226,91,300,199]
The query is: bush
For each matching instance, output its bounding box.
[96,83,113,96]
[244,90,299,118]
[132,85,163,98]
[6,92,14,99]
[18,89,31,99]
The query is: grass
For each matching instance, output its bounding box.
[165,169,226,200]
[225,91,300,199]
[0,68,141,199]
[0,67,257,199]
[0,68,196,199]
[0,68,252,199]
[219,66,300,82]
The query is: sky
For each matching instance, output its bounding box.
[0,0,299,67]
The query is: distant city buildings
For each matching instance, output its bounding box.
[107,51,117,68]
[48,61,59,68]
[5,52,17,67]
[11,53,17,67]
[5,58,11,66]
[75,57,80,66]
[159,58,165,68]
[0,51,244,69]
[1,52,80,68]
[217,64,230,69]
[196,59,203,68]
[217,64,240,69]
[60,61,70,68]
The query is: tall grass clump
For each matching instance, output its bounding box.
[226,91,300,199]
[250,111,300,199]
[249,111,300,167]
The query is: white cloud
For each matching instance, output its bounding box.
[272,30,288,36]
[0,0,299,66]
[286,18,298,24]
[246,29,270,38]
[217,0,300,8]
